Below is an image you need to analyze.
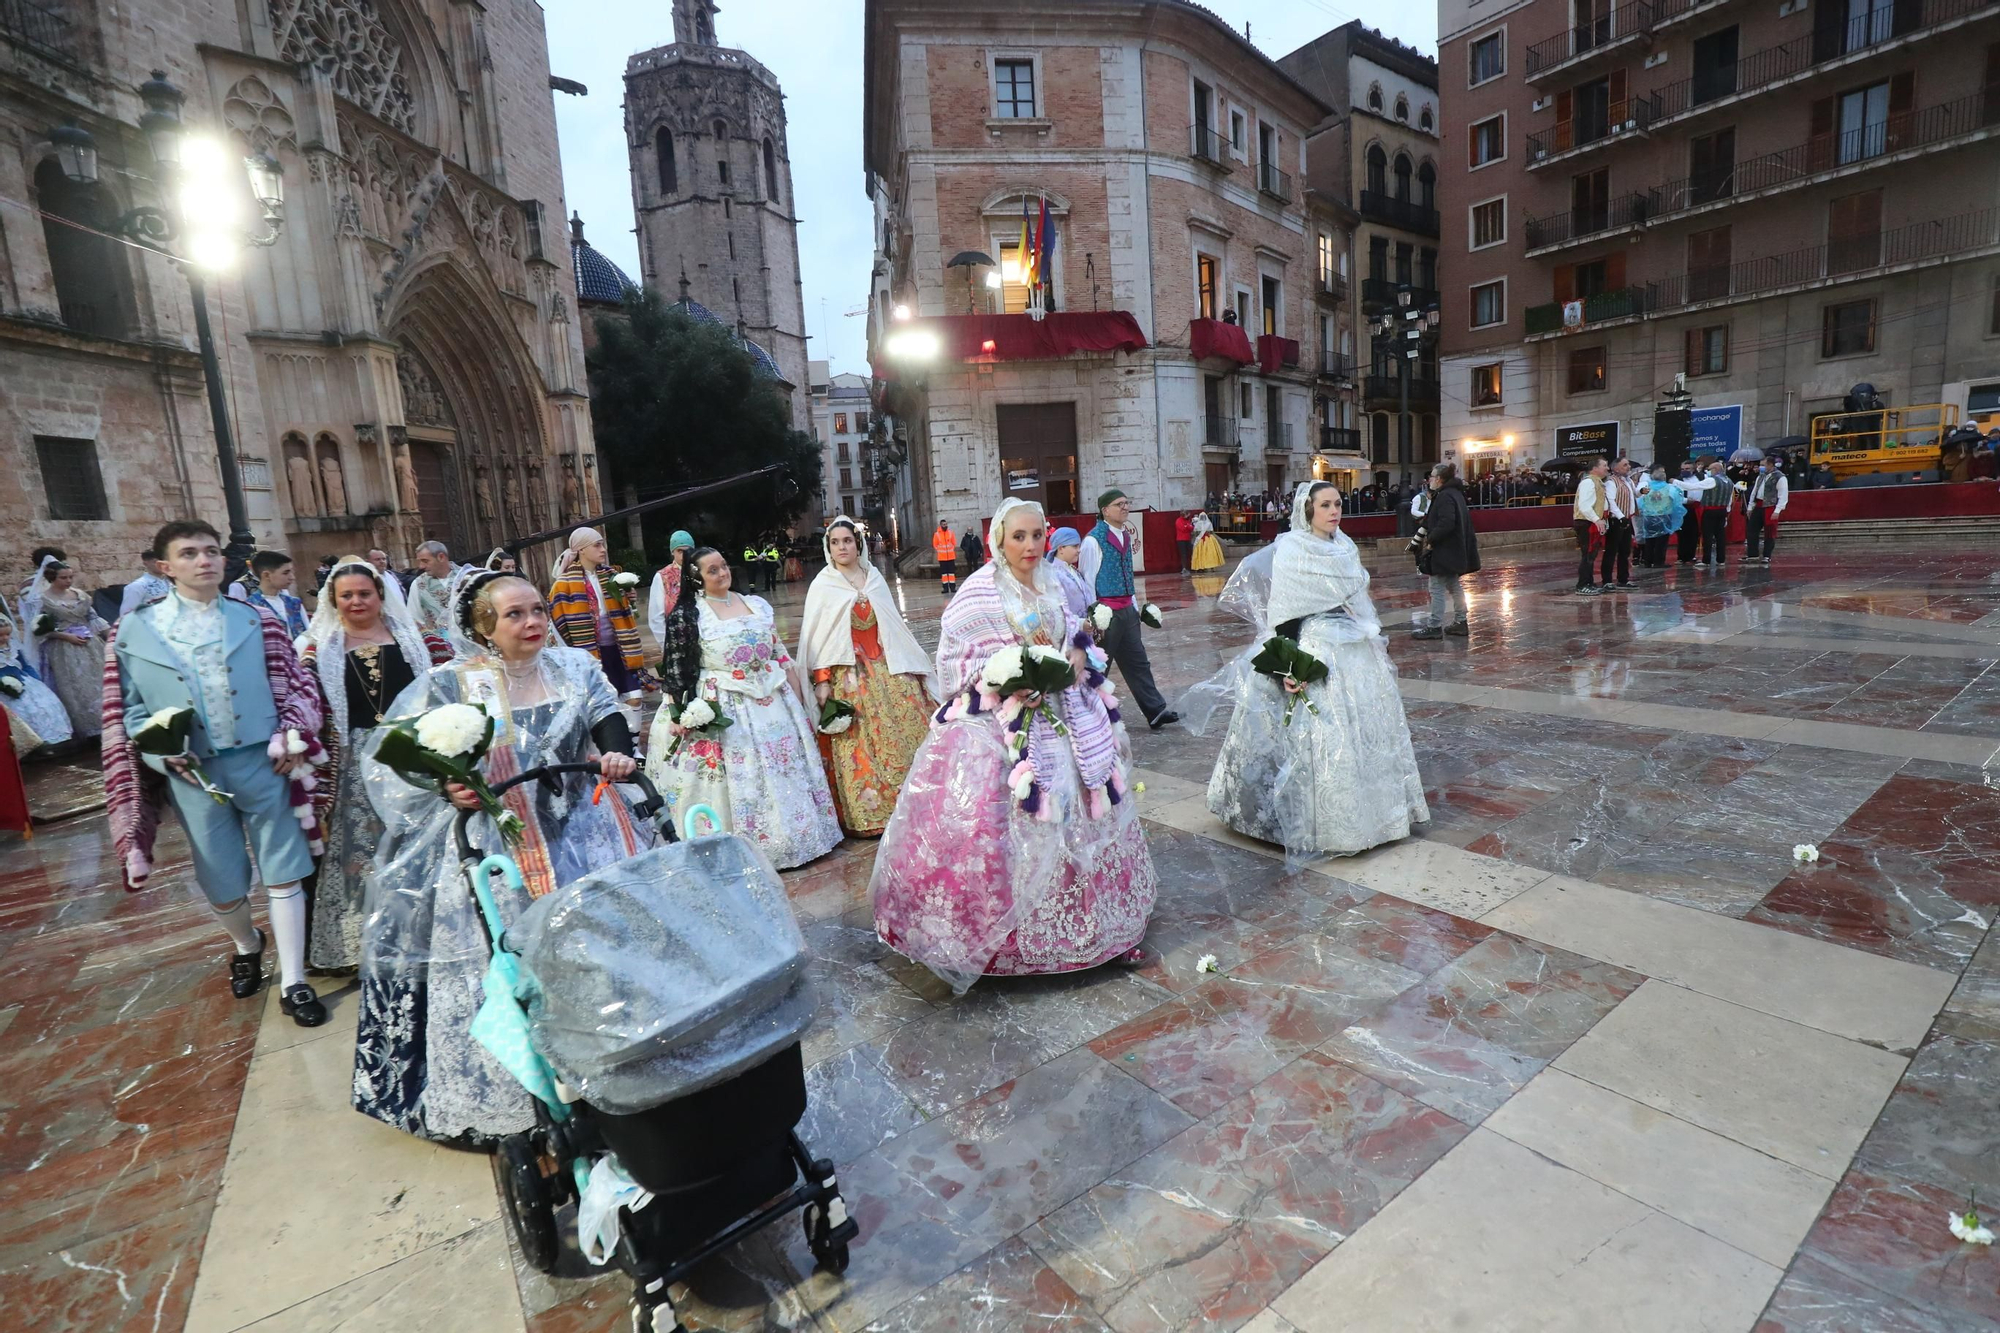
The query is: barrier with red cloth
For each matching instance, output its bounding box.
[871,311,1148,380]
[1189,318,1255,365]
[982,509,1189,575]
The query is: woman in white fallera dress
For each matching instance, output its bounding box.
[1182,481,1428,864]
[0,609,72,752]
[30,560,109,739]
[644,546,841,868]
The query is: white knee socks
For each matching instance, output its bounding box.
[267,881,309,989]
[210,898,261,954]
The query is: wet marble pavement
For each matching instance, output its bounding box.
[2,544,1997,1331]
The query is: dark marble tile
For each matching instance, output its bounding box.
[1933,929,2000,1047]
[1754,1255,1959,1333]
[0,1198,209,1332]
[1797,1169,2000,1325]
[802,1042,929,1168]
[1090,938,1424,1119]
[1851,1036,2000,1200]
[1027,1052,1467,1332]
[864,1237,1110,1332]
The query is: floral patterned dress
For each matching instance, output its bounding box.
[35,591,107,738]
[813,595,933,836]
[644,595,841,869]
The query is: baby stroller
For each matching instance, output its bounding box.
[455,761,858,1333]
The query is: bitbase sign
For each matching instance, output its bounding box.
[1555,421,1619,458]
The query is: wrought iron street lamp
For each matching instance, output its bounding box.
[1371,285,1441,483]
[48,70,286,576]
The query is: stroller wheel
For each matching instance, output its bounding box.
[630,1298,687,1333]
[496,1135,561,1274]
[804,1201,852,1274]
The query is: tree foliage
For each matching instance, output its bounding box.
[586,289,822,560]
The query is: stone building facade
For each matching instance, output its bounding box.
[623,0,809,430]
[1435,0,2000,471]
[862,0,1341,541]
[1280,23,1442,486]
[0,0,598,584]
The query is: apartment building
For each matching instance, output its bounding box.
[1282,24,1445,487]
[862,0,1337,535]
[1438,0,2000,473]
[808,361,877,531]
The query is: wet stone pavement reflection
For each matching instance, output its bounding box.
[3,544,1997,1331]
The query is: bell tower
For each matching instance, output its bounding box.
[673,0,718,46]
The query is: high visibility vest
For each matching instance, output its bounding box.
[744,546,759,563]
[763,545,781,562]
[931,529,956,561]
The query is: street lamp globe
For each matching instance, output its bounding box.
[137,69,185,168]
[186,229,237,272]
[1396,286,1412,309]
[49,121,99,184]
[244,152,284,212]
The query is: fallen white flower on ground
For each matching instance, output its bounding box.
[1196,954,1219,974]
[1792,843,1820,863]
[1950,1210,1994,1245]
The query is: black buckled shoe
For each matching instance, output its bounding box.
[279,983,328,1028]
[1147,709,1180,731]
[229,929,267,1000]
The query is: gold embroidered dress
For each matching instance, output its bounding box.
[814,593,933,835]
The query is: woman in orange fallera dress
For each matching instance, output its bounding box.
[798,517,935,836]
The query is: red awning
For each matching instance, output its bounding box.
[872,311,1148,380]
[1256,334,1301,376]
[1189,318,1255,365]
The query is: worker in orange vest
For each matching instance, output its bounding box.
[931,520,958,596]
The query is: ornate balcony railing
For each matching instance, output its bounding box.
[1,0,78,62]
[1358,190,1442,236]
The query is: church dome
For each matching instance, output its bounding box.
[664,285,784,383]
[569,214,639,305]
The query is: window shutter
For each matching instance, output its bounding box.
[1684,328,1699,376]
[1555,90,1574,152]
[1468,125,1480,167]
[1987,45,2000,128]
[1554,264,1575,304]
[1609,69,1628,125]
[1808,96,1835,171]
[1887,71,1915,149]
[1606,251,1627,291]
[1811,0,1842,62]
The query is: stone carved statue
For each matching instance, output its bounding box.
[472,460,495,521]
[319,452,348,514]
[582,454,602,515]
[560,456,582,523]
[502,462,523,518]
[524,459,546,529]
[286,453,320,517]
[394,447,421,514]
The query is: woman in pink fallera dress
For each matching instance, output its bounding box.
[870,497,1156,992]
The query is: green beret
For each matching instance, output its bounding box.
[1096,488,1128,511]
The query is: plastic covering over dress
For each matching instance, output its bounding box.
[870,499,1157,993]
[1179,483,1429,867]
[354,645,651,1142]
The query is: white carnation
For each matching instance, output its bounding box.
[1010,768,1034,800]
[819,715,852,735]
[1026,644,1068,668]
[613,572,640,586]
[145,707,187,732]
[679,698,716,729]
[414,702,489,757]
[1144,602,1163,622]
[0,677,21,696]
[1950,1211,1995,1245]
[1792,843,1820,863]
[981,646,1025,689]
[1090,604,1113,632]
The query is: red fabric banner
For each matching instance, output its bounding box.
[1189,318,1255,365]
[1255,335,1300,376]
[872,311,1148,380]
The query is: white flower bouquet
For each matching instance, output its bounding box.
[612,571,640,587]
[133,706,232,804]
[817,697,856,735]
[0,676,21,697]
[1141,602,1164,629]
[375,702,523,842]
[1088,603,1114,633]
[663,694,733,761]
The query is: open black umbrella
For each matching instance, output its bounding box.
[946,250,998,313]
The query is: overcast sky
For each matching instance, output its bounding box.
[545,0,1436,377]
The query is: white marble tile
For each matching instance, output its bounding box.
[1271,1128,1779,1333]
[1484,875,1955,1049]
[1325,840,1550,920]
[1141,793,1283,859]
[1553,981,1908,1181]
[1485,1068,1836,1268]
[184,1021,499,1332]
[228,1221,525,1333]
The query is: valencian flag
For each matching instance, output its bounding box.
[1017,197,1034,287]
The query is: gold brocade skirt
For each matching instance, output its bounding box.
[818,653,933,836]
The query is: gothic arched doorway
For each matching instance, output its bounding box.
[385,256,551,561]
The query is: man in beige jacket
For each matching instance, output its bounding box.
[1571,457,1610,594]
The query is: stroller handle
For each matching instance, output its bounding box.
[452,760,670,862]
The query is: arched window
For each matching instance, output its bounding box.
[1417,161,1437,210]
[655,127,676,195]
[1419,105,1435,133]
[1393,152,1413,202]
[1365,144,1388,196]
[712,118,727,141]
[34,159,132,339]
[1394,93,1410,122]
[763,137,779,202]
[1367,84,1383,112]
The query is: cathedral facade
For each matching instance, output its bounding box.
[623,0,809,430]
[0,0,599,580]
